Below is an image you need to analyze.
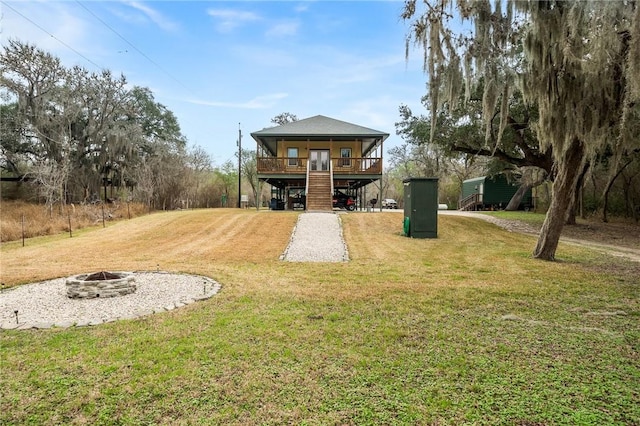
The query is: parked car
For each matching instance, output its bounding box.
[382,198,398,209]
[333,190,356,211]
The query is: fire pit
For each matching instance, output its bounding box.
[66,271,136,299]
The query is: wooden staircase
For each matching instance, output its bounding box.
[305,171,333,211]
[458,193,483,211]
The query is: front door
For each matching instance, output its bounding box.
[310,150,330,171]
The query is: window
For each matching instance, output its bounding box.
[288,147,298,166]
[340,148,352,167]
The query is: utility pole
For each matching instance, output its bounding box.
[237,122,242,208]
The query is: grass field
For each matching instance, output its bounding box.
[482,210,548,226]
[1,209,638,425]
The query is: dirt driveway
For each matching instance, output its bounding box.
[439,210,640,263]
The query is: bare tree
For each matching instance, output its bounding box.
[600,150,640,223]
[33,155,70,217]
[132,158,156,211]
[185,145,213,208]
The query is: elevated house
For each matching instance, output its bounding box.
[251,115,389,210]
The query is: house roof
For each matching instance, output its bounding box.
[252,115,389,138]
[251,115,389,156]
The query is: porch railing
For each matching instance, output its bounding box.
[257,157,307,173]
[257,157,382,174]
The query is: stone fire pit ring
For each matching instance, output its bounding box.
[66,271,136,299]
[0,272,222,330]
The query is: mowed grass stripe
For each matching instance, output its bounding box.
[1,209,298,285]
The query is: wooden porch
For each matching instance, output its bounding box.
[257,157,382,175]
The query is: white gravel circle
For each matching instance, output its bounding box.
[0,272,221,330]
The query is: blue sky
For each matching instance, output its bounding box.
[2,1,427,166]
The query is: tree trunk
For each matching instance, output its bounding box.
[533,140,586,261]
[566,162,590,225]
[506,169,547,211]
[601,156,633,223]
[505,183,531,211]
[622,171,640,222]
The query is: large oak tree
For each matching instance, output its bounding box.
[403,0,640,260]
[1,40,200,209]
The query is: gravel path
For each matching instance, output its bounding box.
[0,272,221,330]
[281,212,348,262]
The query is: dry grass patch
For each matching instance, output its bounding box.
[0,208,297,286]
[0,200,149,242]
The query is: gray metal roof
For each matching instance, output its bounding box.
[251,115,389,139]
[251,115,389,157]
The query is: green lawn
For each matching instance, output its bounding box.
[1,210,638,425]
[481,210,547,226]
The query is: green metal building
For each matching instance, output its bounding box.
[459,175,532,211]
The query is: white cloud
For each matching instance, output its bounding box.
[108,6,149,27]
[207,9,261,33]
[335,54,407,86]
[123,1,180,32]
[294,3,311,13]
[187,93,288,109]
[266,21,300,38]
[342,97,400,131]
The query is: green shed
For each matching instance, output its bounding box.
[403,177,438,238]
[459,175,532,211]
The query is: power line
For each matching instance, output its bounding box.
[75,1,196,96]
[3,0,224,160]
[1,1,104,70]
[3,1,196,97]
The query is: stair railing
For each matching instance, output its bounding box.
[458,193,480,210]
[329,158,334,197]
[305,159,310,204]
